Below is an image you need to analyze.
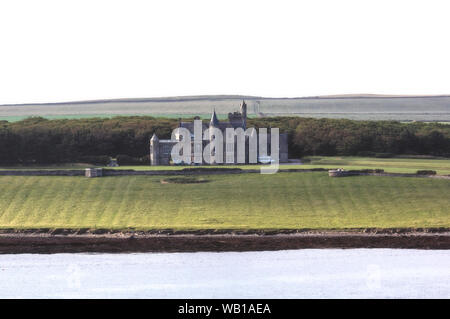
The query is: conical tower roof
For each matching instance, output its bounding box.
[210,109,219,126]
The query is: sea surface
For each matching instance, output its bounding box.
[0,249,448,298]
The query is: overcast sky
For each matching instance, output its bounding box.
[1,0,449,104]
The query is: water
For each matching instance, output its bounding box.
[0,249,448,298]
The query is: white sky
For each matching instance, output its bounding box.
[1,0,450,104]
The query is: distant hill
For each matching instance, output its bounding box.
[1,94,450,122]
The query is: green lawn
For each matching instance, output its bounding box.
[301,156,450,175]
[112,156,450,174]
[2,156,450,174]
[0,172,448,230]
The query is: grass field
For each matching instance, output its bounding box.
[2,156,450,174]
[0,172,448,230]
[0,113,256,122]
[111,156,450,174]
[1,95,449,121]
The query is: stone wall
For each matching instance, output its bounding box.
[328,169,450,179]
[0,168,448,179]
[0,170,84,176]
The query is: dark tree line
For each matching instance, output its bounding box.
[248,117,450,158]
[0,116,449,165]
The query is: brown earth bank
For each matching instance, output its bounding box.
[0,229,449,253]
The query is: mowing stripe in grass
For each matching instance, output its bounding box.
[0,173,448,230]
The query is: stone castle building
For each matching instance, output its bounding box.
[150,100,288,165]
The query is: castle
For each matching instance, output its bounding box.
[150,100,288,165]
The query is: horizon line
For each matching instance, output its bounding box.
[2,93,450,107]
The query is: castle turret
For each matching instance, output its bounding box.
[240,100,247,129]
[210,109,219,127]
[208,109,221,164]
[150,133,159,166]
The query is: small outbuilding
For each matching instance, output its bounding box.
[85,168,103,178]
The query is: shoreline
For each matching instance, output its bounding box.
[1,229,449,253]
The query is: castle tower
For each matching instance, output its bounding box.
[210,109,219,127]
[240,100,247,129]
[150,133,159,166]
[209,109,219,164]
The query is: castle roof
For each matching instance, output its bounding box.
[179,121,207,132]
[176,103,246,133]
[210,109,220,127]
